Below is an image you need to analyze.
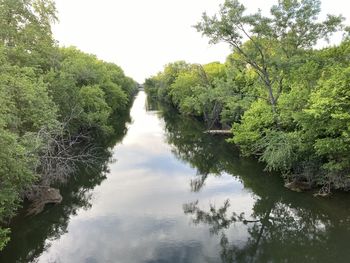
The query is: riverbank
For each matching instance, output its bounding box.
[144,39,350,194]
[2,91,350,262]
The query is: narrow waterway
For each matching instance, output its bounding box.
[2,91,350,263]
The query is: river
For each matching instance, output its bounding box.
[1,91,350,263]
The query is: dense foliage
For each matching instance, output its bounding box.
[0,0,137,249]
[144,0,350,195]
[157,105,350,263]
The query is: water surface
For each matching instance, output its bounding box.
[1,91,350,263]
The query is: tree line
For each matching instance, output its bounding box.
[159,89,350,263]
[0,0,137,249]
[144,0,350,195]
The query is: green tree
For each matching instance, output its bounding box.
[0,0,58,70]
[296,66,350,190]
[195,0,344,116]
[0,0,137,250]
[0,45,57,249]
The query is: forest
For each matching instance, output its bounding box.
[0,0,137,249]
[145,0,350,195]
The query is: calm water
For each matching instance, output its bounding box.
[1,91,350,263]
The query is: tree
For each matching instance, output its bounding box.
[46,47,135,137]
[0,45,57,249]
[195,0,344,117]
[0,0,58,70]
[0,1,137,250]
[296,66,350,191]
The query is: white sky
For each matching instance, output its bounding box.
[52,0,350,83]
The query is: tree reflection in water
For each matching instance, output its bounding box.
[0,111,131,262]
[160,104,350,263]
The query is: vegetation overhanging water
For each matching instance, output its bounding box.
[1,91,350,263]
[1,0,350,261]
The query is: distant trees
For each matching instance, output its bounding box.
[145,0,350,195]
[0,0,137,250]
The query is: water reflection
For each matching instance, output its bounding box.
[0,110,130,262]
[159,104,350,262]
[183,197,350,263]
[1,92,350,262]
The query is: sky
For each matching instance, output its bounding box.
[52,0,350,83]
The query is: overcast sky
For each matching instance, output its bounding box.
[52,0,350,83]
